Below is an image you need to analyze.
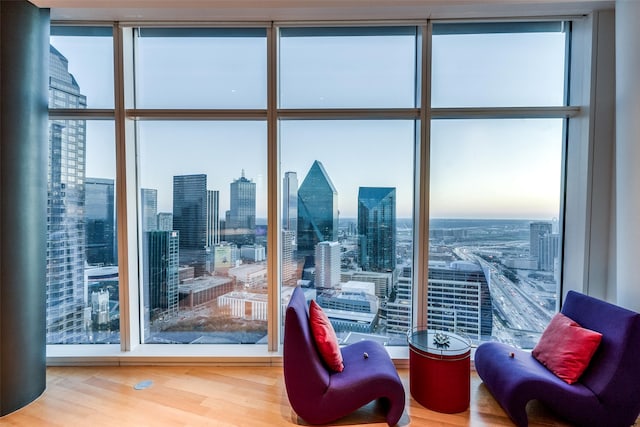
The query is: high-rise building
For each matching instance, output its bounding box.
[207,190,220,247]
[143,230,180,329]
[141,188,158,231]
[297,160,339,256]
[314,241,341,289]
[173,174,210,275]
[358,187,396,273]
[539,233,560,272]
[226,170,256,245]
[173,174,207,248]
[427,261,493,342]
[530,221,552,265]
[85,177,116,266]
[157,212,173,231]
[283,171,298,234]
[46,46,88,343]
[282,230,297,285]
[386,266,412,336]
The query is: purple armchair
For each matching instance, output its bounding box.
[283,286,405,426]
[475,290,640,427]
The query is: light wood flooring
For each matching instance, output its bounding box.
[0,366,579,426]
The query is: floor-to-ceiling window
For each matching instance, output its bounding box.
[47,19,573,355]
[48,26,118,344]
[133,28,269,344]
[428,22,568,348]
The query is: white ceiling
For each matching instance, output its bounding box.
[29,0,614,22]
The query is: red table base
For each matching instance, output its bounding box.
[409,345,470,413]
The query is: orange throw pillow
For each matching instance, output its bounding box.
[532,312,602,384]
[309,300,344,372]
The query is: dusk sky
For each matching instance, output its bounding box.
[51,25,565,220]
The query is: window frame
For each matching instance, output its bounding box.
[45,16,603,364]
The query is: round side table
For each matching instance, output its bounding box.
[407,328,471,413]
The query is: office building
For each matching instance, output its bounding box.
[297,160,339,256]
[46,45,88,344]
[141,188,158,232]
[358,187,396,273]
[314,241,341,289]
[530,221,552,266]
[173,174,210,275]
[282,230,298,285]
[427,261,493,342]
[143,230,180,324]
[157,212,173,231]
[207,189,220,246]
[85,177,116,266]
[226,170,256,245]
[283,171,298,234]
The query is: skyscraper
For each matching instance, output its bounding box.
[283,171,298,233]
[226,170,256,245]
[141,188,158,232]
[173,174,209,275]
[314,241,341,289]
[207,190,220,247]
[297,160,339,256]
[47,46,88,343]
[85,177,116,266]
[358,187,396,273]
[530,221,552,266]
[157,212,173,231]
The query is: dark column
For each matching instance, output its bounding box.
[0,0,50,416]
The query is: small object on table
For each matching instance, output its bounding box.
[363,352,369,359]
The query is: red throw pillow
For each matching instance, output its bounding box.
[532,312,602,384]
[309,300,344,372]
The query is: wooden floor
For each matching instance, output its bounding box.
[0,366,576,427]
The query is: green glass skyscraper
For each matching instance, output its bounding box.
[297,160,338,256]
[358,187,396,273]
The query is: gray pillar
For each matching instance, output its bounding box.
[616,0,640,313]
[0,0,49,415]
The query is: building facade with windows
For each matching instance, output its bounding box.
[358,186,396,273]
[297,160,339,256]
[47,45,88,344]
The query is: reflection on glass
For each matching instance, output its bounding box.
[48,30,119,344]
[281,120,415,345]
[137,121,267,344]
[429,119,563,349]
[50,27,114,109]
[279,27,418,109]
[47,118,118,344]
[135,28,267,109]
[432,22,567,108]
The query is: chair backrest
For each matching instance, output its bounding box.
[561,290,640,408]
[283,287,330,412]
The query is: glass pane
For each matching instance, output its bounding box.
[50,27,114,109]
[428,119,563,349]
[281,120,415,345]
[137,121,267,344]
[47,119,119,344]
[432,22,567,108]
[279,27,418,108]
[135,28,267,109]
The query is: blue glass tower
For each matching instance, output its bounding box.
[358,187,396,272]
[297,160,339,256]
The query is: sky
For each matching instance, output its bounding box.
[51,26,566,220]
